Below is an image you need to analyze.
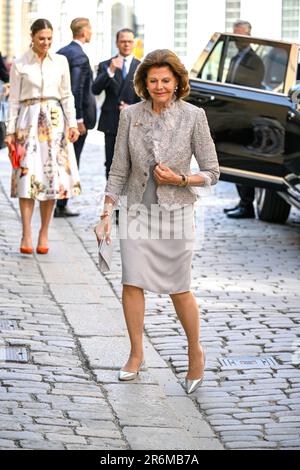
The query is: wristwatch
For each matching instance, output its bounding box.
[178,174,188,187]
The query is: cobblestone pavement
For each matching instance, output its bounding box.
[0,137,221,451]
[0,177,129,450]
[1,130,300,450]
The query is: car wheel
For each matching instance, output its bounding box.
[255,188,291,223]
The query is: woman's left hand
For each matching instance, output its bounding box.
[153,163,181,186]
[68,127,80,143]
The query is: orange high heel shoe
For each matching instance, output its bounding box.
[36,247,49,254]
[20,247,33,254]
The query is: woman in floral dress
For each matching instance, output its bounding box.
[5,18,81,254]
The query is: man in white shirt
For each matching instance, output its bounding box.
[92,28,141,180]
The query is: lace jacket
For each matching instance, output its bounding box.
[105,99,220,209]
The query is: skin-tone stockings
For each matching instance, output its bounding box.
[121,285,204,379]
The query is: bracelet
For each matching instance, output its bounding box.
[103,203,114,214]
[100,211,111,220]
[104,202,114,211]
[99,202,114,220]
[178,175,189,187]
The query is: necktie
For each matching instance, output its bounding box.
[227,52,242,83]
[226,58,236,83]
[122,58,127,80]
[231,52,243,82]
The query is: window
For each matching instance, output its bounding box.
[282,0,300,41]
[174,0,188,58]
[200,40,224,82]
[28,0,38,13]
[199,36,289,93]
[133,0,145,50]
[257,44,288,91]
[59,0,67,45]
[96,0,105,57]
[225,0,241,32]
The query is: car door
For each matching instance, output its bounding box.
[187,33,300,191]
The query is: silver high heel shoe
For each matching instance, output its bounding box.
[118,360,145,381]
[185,349,206,394]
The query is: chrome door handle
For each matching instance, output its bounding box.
[196,94,215,103]
[288,110,300,123]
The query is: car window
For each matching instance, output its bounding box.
[199,40,224,81]
[256,45,288,92]
[198,36,290,93]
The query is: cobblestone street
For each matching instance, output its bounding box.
[0,130,300,450]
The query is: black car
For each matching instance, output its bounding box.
[187,32,300,223]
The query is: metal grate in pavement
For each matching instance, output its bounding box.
[0,347,29,363]
[0,320,17,330]
[219,356,279,369]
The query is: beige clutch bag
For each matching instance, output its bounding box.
[98,239,113,272]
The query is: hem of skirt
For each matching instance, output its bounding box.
[121,280,191,295]
[10,195,80,201]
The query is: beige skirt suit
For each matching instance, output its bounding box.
[105,99,219,294]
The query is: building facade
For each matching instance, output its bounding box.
[1,0,300,69]
[0,0,135,67]
[132,0,300,68]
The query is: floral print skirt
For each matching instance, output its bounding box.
[11,99,81,201]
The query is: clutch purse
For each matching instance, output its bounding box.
[98,238,113,272]
[7,142,26,169]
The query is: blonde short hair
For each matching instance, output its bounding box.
[134,49,190,100]
[70,18,90,37]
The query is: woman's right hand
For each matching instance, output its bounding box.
[2,83,10,97]
[4,134,15,147]
[68,127,80,143]
[94,215,112,245]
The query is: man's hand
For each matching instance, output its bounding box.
[119,101,129,111]
[109,57,123,74]
[77,122,86,136]
[153,163,181,186]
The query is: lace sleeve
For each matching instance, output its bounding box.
[192,108,220,186]
[103,192,119,203]
[104,109,131,196]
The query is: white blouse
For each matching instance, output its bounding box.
[6,48,77,134]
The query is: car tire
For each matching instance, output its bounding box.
[255,188,291,224]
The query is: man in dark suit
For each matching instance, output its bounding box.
[226,39,264,89]
[0,52,9,149]
[92,28,140,179]
[224,20,264,219]
[54,18,96,217]
[0,52,9,83]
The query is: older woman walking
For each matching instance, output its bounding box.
[5,18,80,254]
[95,49,219,393]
